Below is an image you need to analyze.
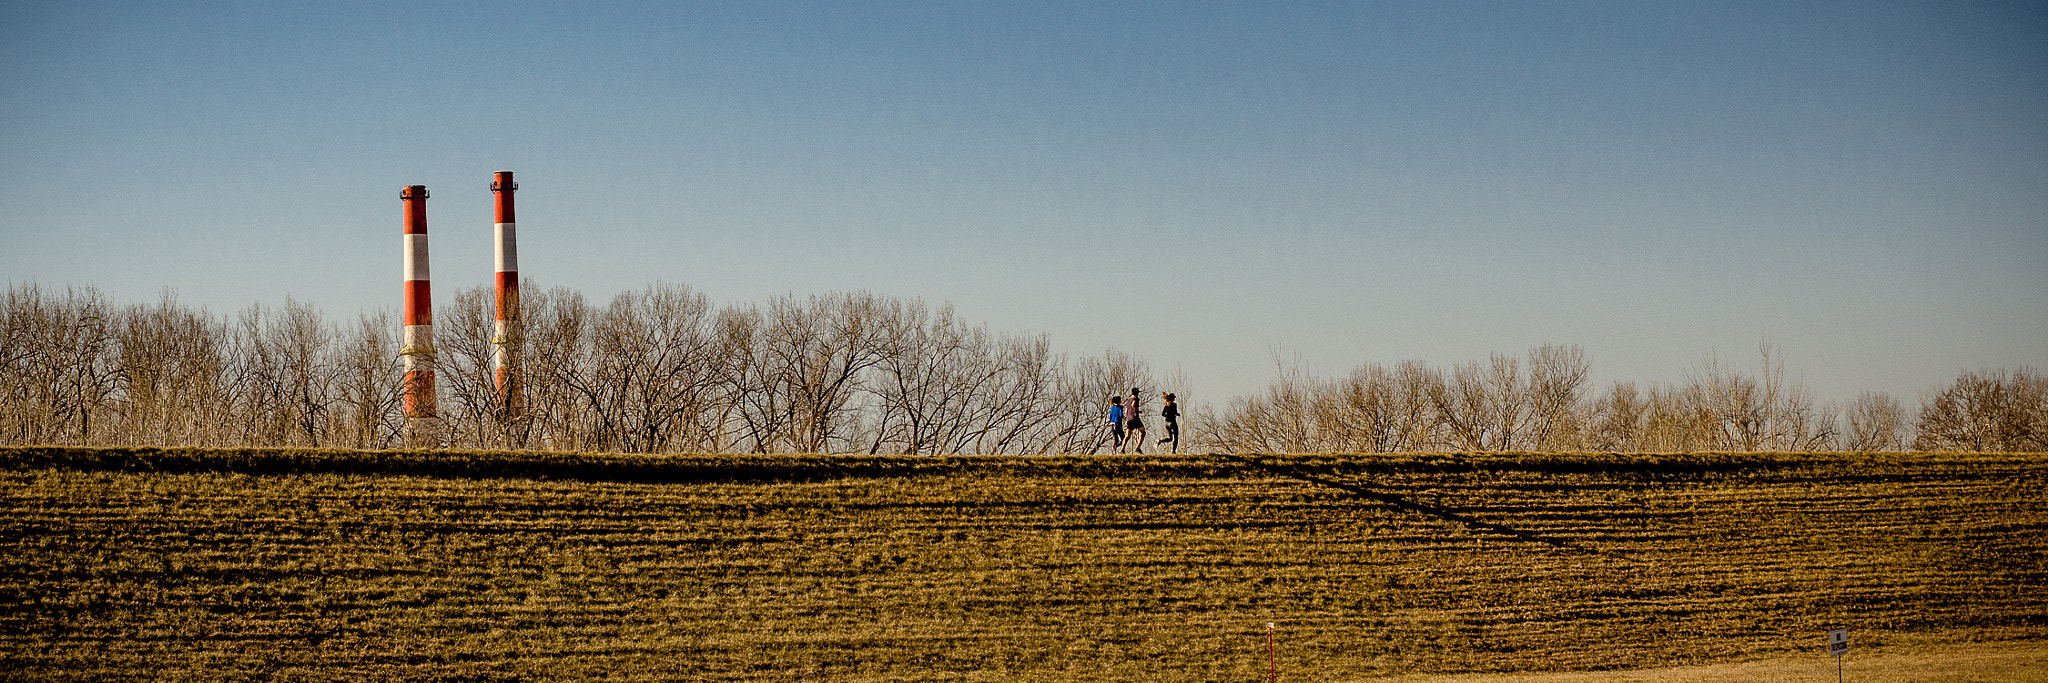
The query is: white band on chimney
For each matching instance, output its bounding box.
[495,223,518,273]
[403,325,433,367]
[404,234,431,281]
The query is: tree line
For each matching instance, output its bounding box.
[0,282,1171,454]
[3,282,2041,453]
[1211,343,2046,453]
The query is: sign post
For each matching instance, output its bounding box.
[1267,622,1276,683]
[1827,629,1848,682]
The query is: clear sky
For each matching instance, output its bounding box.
[3,1,2044,408]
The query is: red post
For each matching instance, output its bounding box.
[1267,621,1276,683]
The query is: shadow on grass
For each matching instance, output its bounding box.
[1229,455,1637,563]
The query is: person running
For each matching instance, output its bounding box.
[1157,392,1180,453]
[1106,396,1125,454]
[1125,387,1147,454]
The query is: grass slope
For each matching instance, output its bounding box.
[1380,641,2048,682]
[2,448,2043,681]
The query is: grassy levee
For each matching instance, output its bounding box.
[2,447,2043,681]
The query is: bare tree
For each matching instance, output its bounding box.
[720,303,787,453]
[1843,391,1908,451]
[335,310,402,449]
[1685,344,1835,451]
[614,283,736,453]
[1914,368,2046,452]
[223,298,342,447]
[2023,369,2048,452]
[1211,353,1318,453]
[1221,347,1572,454]
[438,286,507,449]
[1637,383,1712,452]
[871,300,985,454]
[761,292,891,453]
[1313,363,1404,453]
[1585,381,1646,452]
[976,332,1069,454]
[542,283,728,453]
[111,290,230,446]
[0,285,123,445]
[1525,343,1590,450]
[521,284,594,450]
[1430,358,1502,451]
[1389,360,1444,451]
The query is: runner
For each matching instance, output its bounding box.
[1126,387,1147,454]
[1157,392,1180,453]
[1107,395,1125,454]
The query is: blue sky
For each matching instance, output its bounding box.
[3,1,2044,407]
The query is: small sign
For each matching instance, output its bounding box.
[1827,629,1848,657]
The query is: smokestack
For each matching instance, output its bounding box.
[400,184,437,443]
[490,171,524,423]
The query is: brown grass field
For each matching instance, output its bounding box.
[1,448,2043,681]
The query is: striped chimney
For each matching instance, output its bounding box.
[400,184,437,423]
[490,171,524,419]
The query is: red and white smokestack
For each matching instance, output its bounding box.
[490,171,523,419]
[400,184,437,425]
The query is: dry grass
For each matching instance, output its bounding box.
[1,449,2043,681]
[1369,640,2048,682]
